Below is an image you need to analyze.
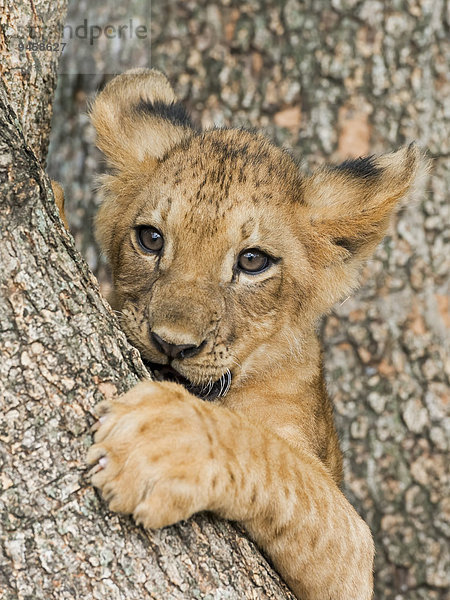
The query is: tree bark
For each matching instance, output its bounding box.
[48,2,449,599]
[0,4,295,599]
[0,0,68,163]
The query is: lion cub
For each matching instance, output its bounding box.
[86,68,422,600]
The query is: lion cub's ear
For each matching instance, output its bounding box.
[304,144,427,263]
[90,68,195,170]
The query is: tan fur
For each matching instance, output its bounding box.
[51,180,69,229]
[86,69,425,600]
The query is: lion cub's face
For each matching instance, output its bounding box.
[99,130,317,399]
[92,69,421,400]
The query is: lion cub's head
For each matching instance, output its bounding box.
[91,69,422,401]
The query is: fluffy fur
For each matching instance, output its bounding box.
[84,68,424,600]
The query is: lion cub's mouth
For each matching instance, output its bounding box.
[143,361,232,402]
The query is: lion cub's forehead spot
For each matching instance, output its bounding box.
[157,182,276,255]
[159,129,303,211]
[161,192,265,268]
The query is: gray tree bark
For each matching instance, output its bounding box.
[0,0,68,162]
[48,2,449,599]
[0,3,295,599]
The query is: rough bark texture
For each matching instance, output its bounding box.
[47,2,449,599]
[0,0,67,163]
[0,3,296,599]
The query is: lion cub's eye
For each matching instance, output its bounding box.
[237,249,271,274]
[136,226,164,253]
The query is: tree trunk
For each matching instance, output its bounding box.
[0,0,68,163]
[48,2,449,600]
[0,4,294,599]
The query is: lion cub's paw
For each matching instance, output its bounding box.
[87,381,223,528]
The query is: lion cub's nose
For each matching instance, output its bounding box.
[151,332,205,360]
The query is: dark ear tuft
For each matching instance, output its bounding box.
[332,237,364,255]
[304,144,425,268]
[135,99,195,129]
[333,155,382,179]
[90,68,196,169]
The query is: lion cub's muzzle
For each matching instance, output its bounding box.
[144,280,230,400]
[145,330,232,402]
[150,331,206,360]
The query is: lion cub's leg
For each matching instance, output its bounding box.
[238,441,374,600]
[88,381,374,600]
